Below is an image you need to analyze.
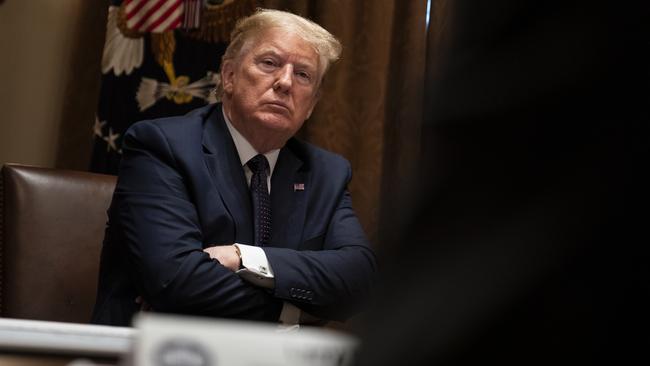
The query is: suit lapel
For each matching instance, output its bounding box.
[270,139,308,249]
[202,105,254,245]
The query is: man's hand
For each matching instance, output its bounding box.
[204,245,241,272]
[300,310,327,326]
[135,296,152,311]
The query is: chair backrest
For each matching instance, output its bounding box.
[0,164,116,323]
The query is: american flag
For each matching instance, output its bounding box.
[293,183,305,191]
[123,0,199,33]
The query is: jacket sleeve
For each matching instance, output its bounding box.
[263,164,377,321]
[113,121,282,321]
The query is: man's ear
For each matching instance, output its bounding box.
[221,60,235,94]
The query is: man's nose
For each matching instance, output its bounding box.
[273,64,293,93]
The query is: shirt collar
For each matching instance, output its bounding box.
[223,108,280,175]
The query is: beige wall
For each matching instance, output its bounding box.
[0,0,107,169]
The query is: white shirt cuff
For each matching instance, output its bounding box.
[234,243,275,288]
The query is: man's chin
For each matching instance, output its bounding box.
[255,114,299,133]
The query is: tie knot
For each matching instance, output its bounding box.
[247,154,269,173]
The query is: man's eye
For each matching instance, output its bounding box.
[296,71,312,83]
[260,59,276,70]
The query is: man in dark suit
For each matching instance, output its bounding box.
[91,9,376,326]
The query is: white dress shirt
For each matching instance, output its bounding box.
[223,110,301,325]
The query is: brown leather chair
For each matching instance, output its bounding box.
[0,164,116,323]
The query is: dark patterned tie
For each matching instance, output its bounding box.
[247,154,271,246]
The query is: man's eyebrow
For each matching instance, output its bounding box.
[255,48,280,57]
[254,48,318,71]
[254,48,284,60]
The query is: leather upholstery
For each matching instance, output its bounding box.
[0,164,116,323]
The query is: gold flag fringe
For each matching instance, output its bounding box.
[184,0,258,43]
[151,31,176,68]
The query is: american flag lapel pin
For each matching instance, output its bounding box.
[293,183,305,191]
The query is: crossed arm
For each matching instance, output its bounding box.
[118,122,376,322]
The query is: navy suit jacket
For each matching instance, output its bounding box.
[91,104,376,326]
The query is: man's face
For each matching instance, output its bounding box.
[221,28,321,150]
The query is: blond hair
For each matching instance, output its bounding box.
[216,9,341,96]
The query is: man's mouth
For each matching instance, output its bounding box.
[265,101,290,113]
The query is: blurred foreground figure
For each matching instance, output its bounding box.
[358,1,647,365]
